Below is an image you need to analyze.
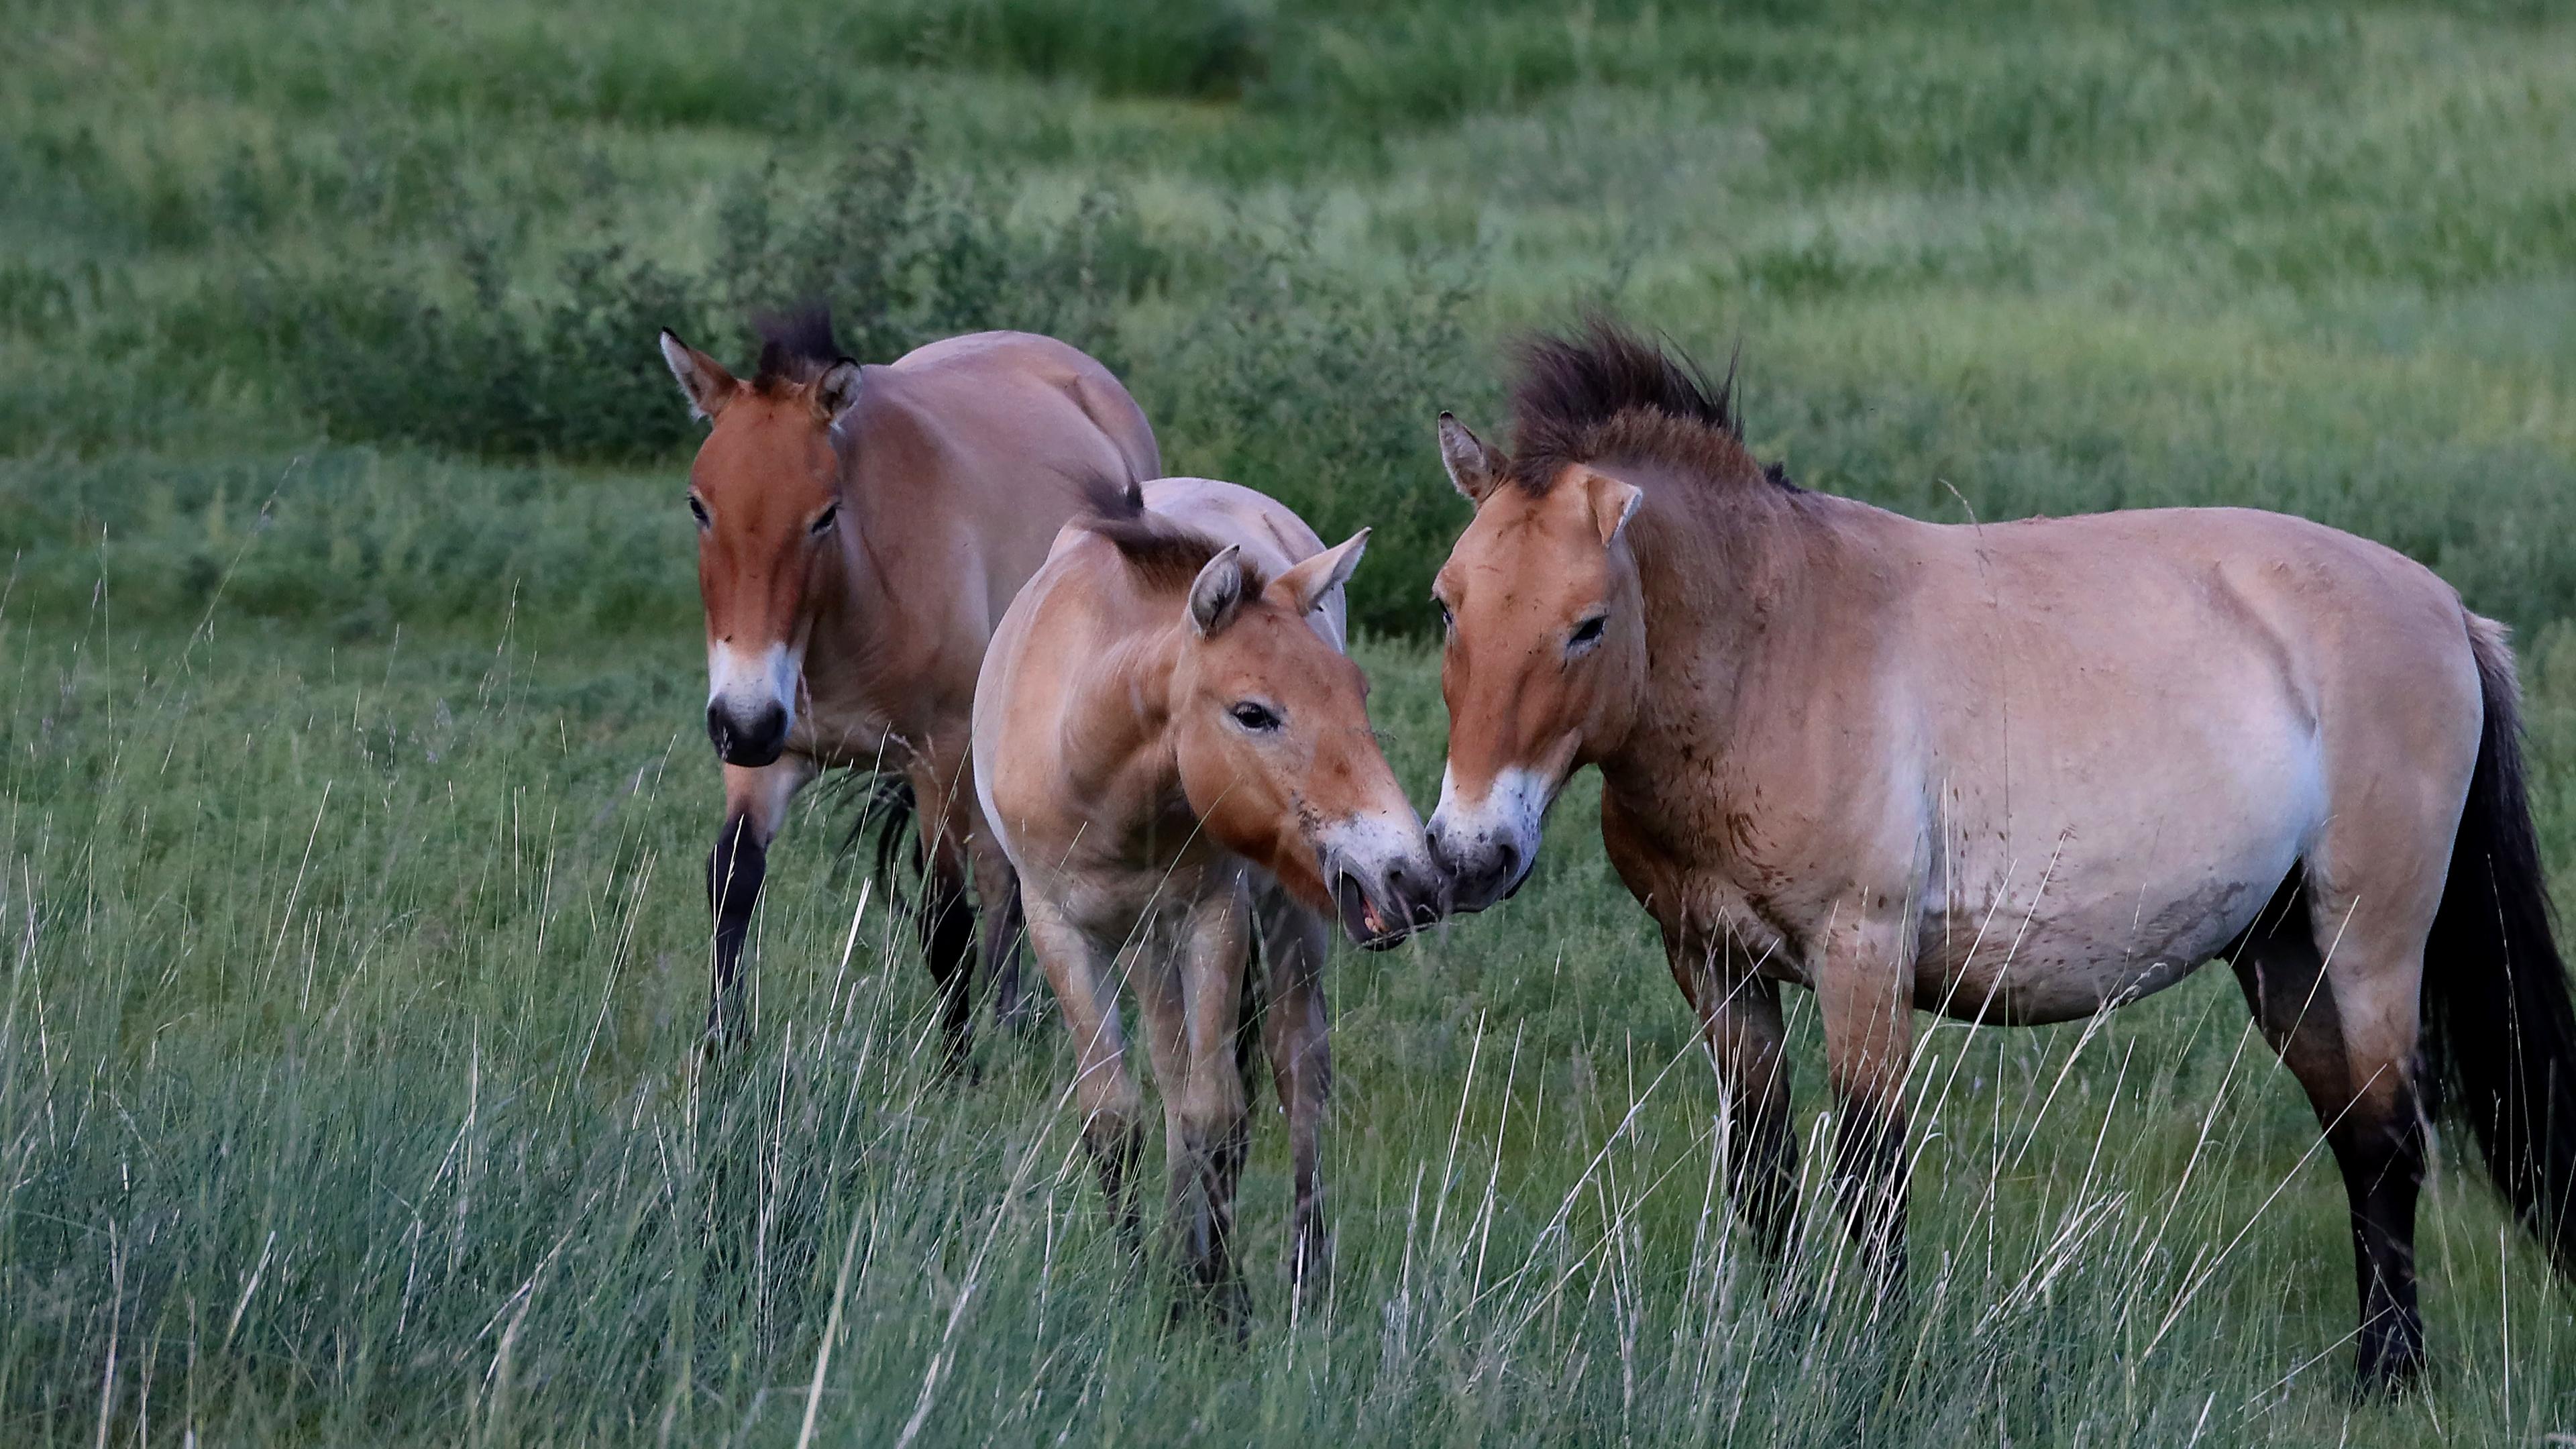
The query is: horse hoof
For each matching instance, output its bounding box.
[2354,1352,2426,1401]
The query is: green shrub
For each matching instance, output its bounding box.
[859,0,1271,100]
[254,136,1163,463]
[1134,228,1492,638]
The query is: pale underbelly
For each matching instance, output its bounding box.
[1909,870,2280,1024]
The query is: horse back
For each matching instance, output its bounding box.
[843,331,1159,647]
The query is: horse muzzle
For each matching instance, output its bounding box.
[1426,816,1536,914]
[706,699,789,768]
[705,639,800,768]
[1328,849,1448,950]
[1428,766,1550,913]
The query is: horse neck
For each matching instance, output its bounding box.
[1065,621,1191,828]
[804,451,936,704]
[1602,481,1833,794]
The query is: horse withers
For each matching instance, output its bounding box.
[657,312,1160,1059]
[973,477,1444,1322]
[1425,319,2576,1391]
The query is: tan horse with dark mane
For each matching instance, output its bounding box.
[1426,320,2576,1390]
[974,476,1444,1320]
[658,311,1159,1057]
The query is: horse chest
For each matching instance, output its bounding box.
[1058,844,1246,940]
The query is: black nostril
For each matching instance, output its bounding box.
[1491,840,1520,884]
[707,702,788,766]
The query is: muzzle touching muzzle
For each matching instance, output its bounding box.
[1426,765,1552,913]
[1321,816,1448,950]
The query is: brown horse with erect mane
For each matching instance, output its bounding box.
[1425,319,2576,1391]
[974,476,1444,1322]
[658,311,1159,1059]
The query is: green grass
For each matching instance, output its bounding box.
[7,0,2576,1442]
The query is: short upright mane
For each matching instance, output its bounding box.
[1505,318,1792,495]
[751,305,851,393]
[1071,474,1267,595]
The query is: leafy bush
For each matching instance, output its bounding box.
[256,136,1163,462]
[1135,227,1491,639]
[858,0,1271,101]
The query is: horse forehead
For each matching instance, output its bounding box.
[1223,611,1358,696]
[694,399,833,497]
[1450,502,1598,613]
[1466,484,1593,560]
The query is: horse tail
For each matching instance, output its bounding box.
[833,770,925,915]
[2422,612,2576,1276]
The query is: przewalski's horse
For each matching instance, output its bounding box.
[974,476,1444,1321]
[1426,319,2576,1391]
[657,311,1160,1058]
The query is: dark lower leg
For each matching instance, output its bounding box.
[1169,1112,1251,1327]
[1698,975,1797,1259]
[2229,931,2426,1393]
[919,881,976,1073]
[705,815,767,1044]
[983,884,1034,1032]
[1085,1116,1146,1255]
[1830,1095,1909,1298]
[2336,1100,2427,1393]
[1729,1088,1799,1258]
[1265,998,1331,1295]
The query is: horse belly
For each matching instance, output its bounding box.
[1915,849,2290,1024]
[1911,731,2316,1026]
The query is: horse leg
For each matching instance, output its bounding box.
[1136,891,1254,1329]
[967,822,1036,1036]
[908,756,979,1074]
[1814,909,1918,1301]
[1668,929,1797,1257]
[1024,902,1144,1250]
[2231,871,2432,1393]
[1256,888,1334,1302]
[704,757,816,1049]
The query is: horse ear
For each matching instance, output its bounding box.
[659,330,738,421]
[812,359,863,422]
[1438,412,1502,503]
[1583,471,1644,547]
[1269,529,1368,616]
[1187,545,1248,637]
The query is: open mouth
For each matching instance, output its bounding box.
[1332,871,1410,951]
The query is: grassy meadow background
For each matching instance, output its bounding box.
[7,0,2576,1442]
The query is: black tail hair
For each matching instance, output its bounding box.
[828,769,926,913]
[2423,616,2576,1275]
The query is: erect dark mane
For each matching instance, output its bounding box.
[751,305,851,393]
[1503,317,1794,496]
[1071,474,1268,596]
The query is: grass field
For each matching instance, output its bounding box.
[7,0,2576,1442]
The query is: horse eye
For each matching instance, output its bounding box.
[688,496,710,529]
[1435,598,1454,630]
[1568,614,1607,649]
[1229,701,1281,733]
[810,502,839,537]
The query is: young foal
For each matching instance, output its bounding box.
[1426,320,2576,1391]
[659,312,1159,1056]
[974,477,1444,1319]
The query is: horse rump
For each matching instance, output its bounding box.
[2423,613,2576,1276]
